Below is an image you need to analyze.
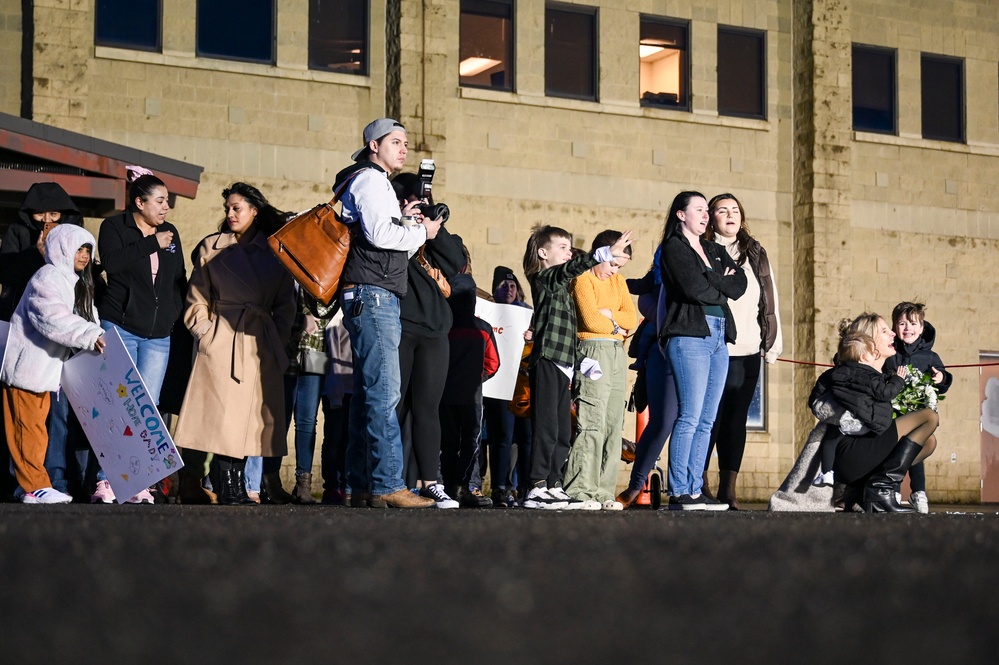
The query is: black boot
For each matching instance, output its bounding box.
[863,437,921,513]
[261,471,293,504]
[217,457,256,506]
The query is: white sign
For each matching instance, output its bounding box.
[61,327,184,502]
[474,298,534,401]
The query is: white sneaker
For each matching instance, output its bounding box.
[548,486,586,510]
[602,500,624,511]
[691,493,730,511]
[421,483,459,509]
[22,487,73,504]
[126,488,155,504]
[523,487,567,510]
[813,470,835,487]
[578,499,602,511]
[909,490,930,514]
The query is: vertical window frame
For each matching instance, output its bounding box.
[639,15,690,112]
[459,0,516,92]
[308,0,370,76]
[94,0,163,53]
[196,0,277,65]
[545,2,599,102]
[852,43,897,135]
[920,52,965,143]
[717,25,767,120]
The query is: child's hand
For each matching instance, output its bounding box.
[930,367,944,384]
[610,230,634,260]
[524,329,533,342]
[895,366,908,379]
[94,336,106,353]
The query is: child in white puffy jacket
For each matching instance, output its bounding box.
[1,223,104,503]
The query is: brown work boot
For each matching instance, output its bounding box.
[292,473,316,504]
[371,488,434,509]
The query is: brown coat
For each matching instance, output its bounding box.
[174,229,296,458]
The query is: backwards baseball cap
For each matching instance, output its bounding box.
[351,118,406,161]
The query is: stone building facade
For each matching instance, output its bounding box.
[2,0,997,502]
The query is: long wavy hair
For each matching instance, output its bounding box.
[219,182,288,237]
[74,243,96,322]
[659,190,707,249]
[704,192,759,267]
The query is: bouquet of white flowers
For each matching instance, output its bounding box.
[891,365,944,416]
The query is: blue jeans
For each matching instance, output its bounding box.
[666,316,729,497]
[45,391,71,493]
[244,456,262,493]
[342,284,405,496]
[628,344,679,492]
[284,372,323,475]
[99,321,171,406]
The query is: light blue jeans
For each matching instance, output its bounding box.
[95,321,171,483]
[342,284,406,497]
[666,316,729,497]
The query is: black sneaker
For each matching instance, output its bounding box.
[458,487,493,508]
[668,494,707,511]
[692,493,730,511]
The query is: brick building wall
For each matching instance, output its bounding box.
[7,0,998,501]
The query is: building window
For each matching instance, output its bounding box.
[639,17,688,110]
[95,0,161,52]
[460,0,514,91]
[197,0,275,64]
[309,0,368,75]
[852,45,896,134]
[545,4,597,101]
[717,26,765,119]
[921,54,964,143]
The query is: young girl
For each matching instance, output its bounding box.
[520,224,632,509]
[1,223,105,503]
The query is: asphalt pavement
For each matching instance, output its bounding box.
[3,503,998,663]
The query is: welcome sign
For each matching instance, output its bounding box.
[61,327,184,502]
[474,298,534,401]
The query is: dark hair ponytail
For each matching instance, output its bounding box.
[127,175,168,212]
[660,191,706,248]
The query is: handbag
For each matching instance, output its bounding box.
[268,170,366,306]
[298,348,331,375]
[416,247,451,298]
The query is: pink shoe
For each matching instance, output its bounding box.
[91,480,116,504]
[126,488,155,504]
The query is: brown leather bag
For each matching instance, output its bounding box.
[415,247,451,298]
[268,170,365,305]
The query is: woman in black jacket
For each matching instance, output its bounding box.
[658,191,746,510]
[93,173,186,503]
[390,173,469,508]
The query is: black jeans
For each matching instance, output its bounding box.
[707,353,761,473]
[528,358,573,487]
[321,394,350,493]
[398,331,449,483]
[440,401,483,490]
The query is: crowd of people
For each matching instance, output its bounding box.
[0,117,947,512]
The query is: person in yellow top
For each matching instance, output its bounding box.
[563,230,639,509]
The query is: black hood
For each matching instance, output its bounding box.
[17,182,83,230]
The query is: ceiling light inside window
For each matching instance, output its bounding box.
[460,57,502,76]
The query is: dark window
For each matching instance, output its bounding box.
[460,0,514,90]
[545,4,597,101]
[718,26,765,118]
[309,0,368,75]
[921,54,964,142]
[197,0,275,64]
[639,17,687,110]
[852,45,896,134]
[95,0,161,52]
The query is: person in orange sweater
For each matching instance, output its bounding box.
[563,230,639,509]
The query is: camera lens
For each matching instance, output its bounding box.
[420,202,450,223]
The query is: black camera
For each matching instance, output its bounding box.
[417,159,450,222]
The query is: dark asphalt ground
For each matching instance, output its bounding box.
[3,503,999,663]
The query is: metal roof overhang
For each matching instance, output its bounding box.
[0,112,202,216]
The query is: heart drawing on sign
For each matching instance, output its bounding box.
[124,426,133,436]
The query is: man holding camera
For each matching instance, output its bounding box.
[334,118,442,509]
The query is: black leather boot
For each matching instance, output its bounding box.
[864,437,921,513]
[261,471,293,504]
[717,470,740,510]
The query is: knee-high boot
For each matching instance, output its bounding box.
[863,437,921,513]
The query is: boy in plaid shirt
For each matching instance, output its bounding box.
[521,224,633,509]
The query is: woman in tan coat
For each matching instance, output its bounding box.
[174,182,296,505]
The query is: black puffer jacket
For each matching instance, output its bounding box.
[882,321,953,394]
[823,361,906,435]
[0,183,84,321]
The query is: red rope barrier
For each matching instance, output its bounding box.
[775,358,999,369]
